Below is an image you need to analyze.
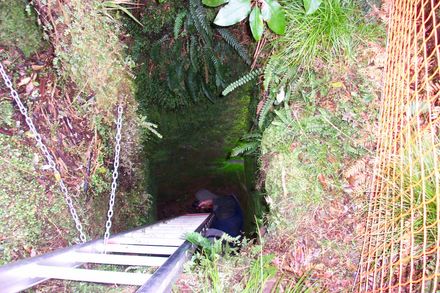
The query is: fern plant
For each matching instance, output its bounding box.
[222,68,262,96]
[258,97,275,129]
[231,132,262,157]
[217,28,251,65]
[173,10,187,39]
[133,0,250,110]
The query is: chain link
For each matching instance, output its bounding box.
[103,104,123,247]
[0,62,88,243]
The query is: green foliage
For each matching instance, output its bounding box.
[222,68,262,96]
[0,101,14,128]
[264,0,357,90]
[186,232,241,258]
[242,253,277,292]
[391,132,439,247]
[0,135,75,265]
[231,132,262,157]
[258,97,275,129]
[261,0,286,35]
[55,0,134,111]
[260,83,375,228]
[132,0,249,110]
[137,2,181,35]
[206,0,286,40]
[97,0,143,26]
[203,0,229,8]
[0,0,44,57]
[213,0,252,26]
[186,232,241,291]
[183,231,316,291]
[217,28,251,65]
[303,0,322,15]
[249,7,264,41]
[173,10,187,39]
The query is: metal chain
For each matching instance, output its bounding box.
[103,104,123,246]
[0,62,87,243]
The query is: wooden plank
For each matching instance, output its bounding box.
[93,244,177,255]
[108,237,184,247]
[31,265,151,286]
[68,252,167,267]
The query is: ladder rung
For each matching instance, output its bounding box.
[121,232,185,239]
[156,225,201,229]
[152,225,200,229]
[31,265,151,285]
[68,252,167,266]
[108,237,184,246]
[95,244,178,255]
[162,218,208,224]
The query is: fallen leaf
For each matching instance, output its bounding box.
[318,174,327,189]
[26,82,34,94]
[331,81,344,88]
[32,64,45,71]
[18,77,31,86]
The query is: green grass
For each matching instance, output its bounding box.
[264,0,383,90]
[390,131,439,247]
[0,0,44,57]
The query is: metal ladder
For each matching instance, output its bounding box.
[0,213,212,293]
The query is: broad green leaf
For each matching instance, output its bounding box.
[261,0,285,35]
[202,0,229,7]
[303,0,322,15]
[214,0,252,26]
[249,7,264,41]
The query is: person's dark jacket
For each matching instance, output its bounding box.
[211,195,243,237]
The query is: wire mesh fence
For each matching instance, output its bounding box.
[357,0,439,292]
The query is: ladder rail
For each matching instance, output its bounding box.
[137,213,214,293]
[0,214,211,293]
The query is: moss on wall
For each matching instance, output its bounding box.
[0,135,75,264]
[147,91,251,202]
[0,0,44,57]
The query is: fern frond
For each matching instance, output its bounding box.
[195,6,210,36]
[263,57,278,90]
[217,28,251,65]
[231,141,260,157]
[174,11,187,39]
[344,157,368,178]
[201,82,215,103]
[208,52,225,87]
[303,118,324,133]
[189,0,211,44]
[273,108,294,128]
[189,36,198,69]
[258,97,274,129]
[222,68,262,96]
